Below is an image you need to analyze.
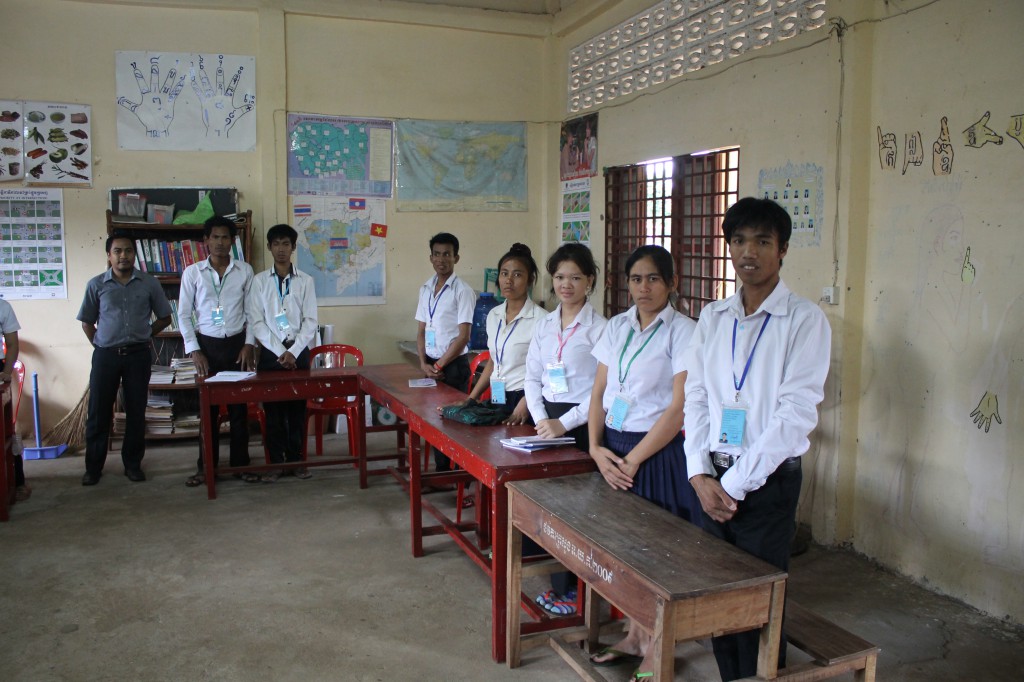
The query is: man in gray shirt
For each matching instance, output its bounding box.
[77,234,173,486]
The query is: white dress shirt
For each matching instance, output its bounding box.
[592,303,696,432]
[485,298,541,392]
[683,279,831,500]
[525,302,607,431]
[414,273,475,358]
[247,266,319,357]
[178,258,255,354]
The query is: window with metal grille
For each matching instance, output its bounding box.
[604,148,739,319]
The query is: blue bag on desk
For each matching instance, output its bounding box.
[440,399,506,426]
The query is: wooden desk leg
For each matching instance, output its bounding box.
[198,387,218,500]
[757,578,787,680]
[651,599,675,682]
[506,501,524,668]
[357,397,368,489]
[409,429,424,558]
[584,584,602,653]
[491,483,509,663]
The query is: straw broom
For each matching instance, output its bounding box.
[42,387,89,453]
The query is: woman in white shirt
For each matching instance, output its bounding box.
[586,244,700,675]
[524,242,606,615]
[460,243,541,423]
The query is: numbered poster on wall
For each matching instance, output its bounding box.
[22,102,93,187]
[0,187,68,300]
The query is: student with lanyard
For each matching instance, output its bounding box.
[179,215,257,487]
[78,234,173,486]
[684,197,831,681]
[247,224,319,483]
[586,244,700,678]
[415,232,474,476]
[449,243,540,424]
[524,242,607,616]
[0,298,29,501]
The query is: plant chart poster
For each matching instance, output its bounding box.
[0,188,68,300]
[115,51,256,151]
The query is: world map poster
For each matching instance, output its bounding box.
[287,114,394,198]
[290,195,386,306]
[395,120,527,212]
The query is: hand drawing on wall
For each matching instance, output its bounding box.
[190,55,254,139]
[878,126,897,170]
[903,131,923,174]
[117,58,186,138]
[115,51,256,152]
[1007,114,1024,150]
[963,111,1004,148]
[970,391,1001,432]
[932,117,954,175]
[961,246,976,283]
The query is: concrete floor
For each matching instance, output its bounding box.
[2,434,1022,681]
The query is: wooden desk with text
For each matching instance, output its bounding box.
[507,474,788,681]
[357,363,597,663]
[197,367,363,500]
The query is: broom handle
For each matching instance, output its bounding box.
[32,372,42,447]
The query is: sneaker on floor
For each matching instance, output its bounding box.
[293,467,312,480]
[546,599,577,616]
[535,589,557,607]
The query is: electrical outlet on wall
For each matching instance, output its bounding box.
[821,286,839,305]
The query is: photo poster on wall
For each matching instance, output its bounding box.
[559,113,598,182]
[757,161,824,247]
[561,177,591,246]
[0,187,68,300]
[115,51,257,152]
[1,101,93,187]
[290,195,387,307]
[0,101,25,181]
[287,113,394,198]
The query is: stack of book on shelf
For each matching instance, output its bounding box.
[150,365,175,385]
[173,412,202,436]
[134,234,245,274]
[499,435,578,453]
[113,411,127,435]
[171,357,196,385]
[145,396,175,435]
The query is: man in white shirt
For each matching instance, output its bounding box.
[684,197,832,681]
[178,216,256,487]
[414,232,474,474]
[247,224,319,482]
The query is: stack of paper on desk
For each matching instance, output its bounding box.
[499,435,577,453]
[204,371,256,383]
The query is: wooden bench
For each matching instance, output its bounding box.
[743,600,879,682]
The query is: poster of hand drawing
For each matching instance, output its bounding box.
[116,51,256,152]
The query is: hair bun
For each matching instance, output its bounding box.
[509,243,532,257]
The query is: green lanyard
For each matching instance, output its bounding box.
[617,319,663,388]
[206,265,230,308]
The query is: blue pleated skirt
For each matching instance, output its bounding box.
[604,429,702,527]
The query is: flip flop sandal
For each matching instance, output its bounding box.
[261,470,282,483]
[235,472,261,483]
[589,647,643,667]
[185,473,206,487]
[629,672,654,681]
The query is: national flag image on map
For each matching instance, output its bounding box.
[349,198,366,209]
[371,223,388,238]
[329,238,349,249]
[293,204,312,217]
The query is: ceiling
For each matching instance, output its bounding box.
[394,0,576,15]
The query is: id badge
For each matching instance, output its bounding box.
[719,400,748,446]
[425,327,437,349]
[490,378,507,405]
[606,392,633,431]
[211,307,225,327]
[274,310,291,333]
[546,362,569,395]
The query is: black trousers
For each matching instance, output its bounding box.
[702,459,802,681]
[196,331,250,471]
[85,344,152,475]
[258,344,310,464]
[427,353,470,473]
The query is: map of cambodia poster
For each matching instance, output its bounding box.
[287,114,394,198]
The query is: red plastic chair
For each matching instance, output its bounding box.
[217,402,271,464]
[305,344,363,460]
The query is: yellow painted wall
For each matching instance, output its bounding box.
[2,0,1021,623]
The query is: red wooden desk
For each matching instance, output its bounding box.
[358,363,597,663]
[0,381,13,521]
[197,368,362,500]
[507,474,788,681]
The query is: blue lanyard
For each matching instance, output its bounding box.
[427,281,449,323]
[731,313,771,400]
[494,317,521,374]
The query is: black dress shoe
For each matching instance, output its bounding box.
[82,472,101,486]
[124,468,146,482]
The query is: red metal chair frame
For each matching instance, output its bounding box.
[305,344,364,462]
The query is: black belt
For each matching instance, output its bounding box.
[101,342,150,356]
[713,452,801,472]
[282,339,295,349]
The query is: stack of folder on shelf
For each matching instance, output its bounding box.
[170,357,196,385]
[499,435,577,453]
[173,412,201,436]
[144,395,174,435]
[150,364,175,385]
